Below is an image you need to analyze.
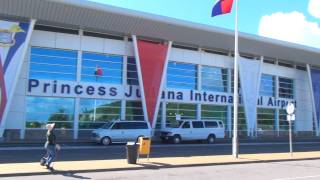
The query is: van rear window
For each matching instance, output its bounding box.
[205,121,218,128]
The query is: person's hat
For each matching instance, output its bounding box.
[46,123,55,130]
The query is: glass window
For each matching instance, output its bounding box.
[201,66,228,92]
[182,121,190,128]
[167,61,197,90]
[111,122,121,129]
[279,77,294,99]
[125,101,144,121]
[231,106,246,132]
[205,121,218,128]
[260,74,275,97]
[29,47,77,81]
[279,109,293,130]
[201,105,227,129]
[112,122,147,129]
[166,103,197,127]
[26,97,75,129]
[257,108,276,130]
[79,99,121,129]
[127,57,139,85]
[81,52,123,84]
[192,121,204,128]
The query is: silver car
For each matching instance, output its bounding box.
[92,121,152,146]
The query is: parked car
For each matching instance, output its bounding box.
[159,120,225,144]
[92,120,151,145]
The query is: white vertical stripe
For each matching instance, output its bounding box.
[307,64,319,136]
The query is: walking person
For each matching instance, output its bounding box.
[44,123,58,170]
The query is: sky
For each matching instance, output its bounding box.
[88,0,320,49]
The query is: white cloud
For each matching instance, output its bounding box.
[308,0,320,18]
[258,11,320,49]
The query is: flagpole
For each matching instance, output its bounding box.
[232,0,239,159]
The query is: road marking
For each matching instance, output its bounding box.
[0,142,319,151]
[274,174,320,180]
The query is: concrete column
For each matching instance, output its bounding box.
[197,64,202,120]
[74,98,80,139]
[161,102,166,129]
[275,76,280,136]
[121,100,126,120]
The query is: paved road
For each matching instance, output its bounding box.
[2,159,320,180]
[1,142,320,164]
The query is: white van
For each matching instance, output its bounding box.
[92,121,151,145]
[159,120,225,144]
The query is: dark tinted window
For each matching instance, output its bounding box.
[134,122,148,129]
[112,122,148,129]
[205,121,218,128]
[192,121,204,128]
[111,122,121,129]
[182,122,190,128]
[218,121,223,127]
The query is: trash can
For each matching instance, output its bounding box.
[126,142,139,164]
[138,137,151,155]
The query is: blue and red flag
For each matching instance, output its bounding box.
[211,0,234,17]
[94,65,103,76]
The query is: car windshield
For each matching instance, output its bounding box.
[168,121,184,128]
[100,122,113,129]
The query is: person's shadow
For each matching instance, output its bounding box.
[51,170,91,179]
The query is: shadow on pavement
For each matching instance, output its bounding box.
[2,157,320,178]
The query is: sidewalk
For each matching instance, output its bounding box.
[1,151,320,177]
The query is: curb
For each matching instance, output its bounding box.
[1,157,320,177]
[1,141,320,151]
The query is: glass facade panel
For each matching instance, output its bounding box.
[26,97,75,129]
[81,52,123,84]
[231,106,246,131]
[127,57,139,85]
[260,74,275,97]
[29,47,77,81]
[79,99,121,129]
[257,108,276,130]
[166,103,197,126]
[201,66,228,92]
[201,105,227,129]
[167,61,197,89]
[279,77,294,98]
[125,101,144,120]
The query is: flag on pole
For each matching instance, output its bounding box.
[211,0,234,17]
[211,0,239,158]
[94,65,103,76]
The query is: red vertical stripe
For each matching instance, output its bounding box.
[137,40,168,125]
[0,58,7,123]
[221,0,234,14]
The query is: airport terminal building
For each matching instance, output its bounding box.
[0,0,320,142]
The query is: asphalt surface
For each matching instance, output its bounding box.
[3,159,320,180]
[1,142,320,164]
